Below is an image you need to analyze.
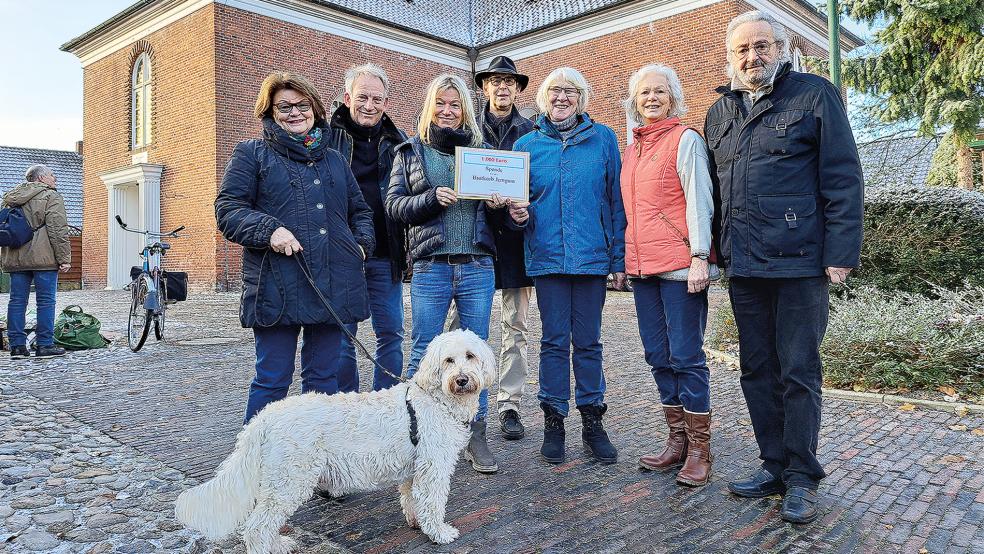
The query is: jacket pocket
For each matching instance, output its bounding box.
[706,119,735,167]
[756,194,819,259]
[759,110,811,156]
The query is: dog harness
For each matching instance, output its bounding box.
[406,391,420,446]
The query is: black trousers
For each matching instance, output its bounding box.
[729,276,829,489]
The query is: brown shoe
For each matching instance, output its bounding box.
[639,405,687,471]
[676,411,712,487]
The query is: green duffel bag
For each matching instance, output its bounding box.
[54,305,109,350]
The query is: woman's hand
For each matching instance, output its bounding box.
[612,272,627,291]
[485,192,508,209]
[270,226,303,256]
[508,199,530,224]
[688,257,710,293]
[435,187,458,207]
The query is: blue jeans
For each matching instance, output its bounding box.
[406,257,494,421]
[534,275,607,417]
[244,323,342,424]
[337,258,405,393]
[6,270,59,348]
[729,276,829,489]
[632,278,711,413]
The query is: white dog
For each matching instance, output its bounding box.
[175,329,495,553]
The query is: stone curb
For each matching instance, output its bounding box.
[704,347,984,415]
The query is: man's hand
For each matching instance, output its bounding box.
[435,187,458,207]
[58,263,71,273]
[825,266,852,284]
[507,199,529,224]
[270,226,302,256]
[612,272,627,291]
[688,258,710,293]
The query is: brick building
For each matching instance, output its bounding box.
[62,0,862,291]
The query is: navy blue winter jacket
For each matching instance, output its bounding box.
[704,64,863,278]
[216,118,374,328]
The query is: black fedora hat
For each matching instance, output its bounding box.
[475,56,529,91]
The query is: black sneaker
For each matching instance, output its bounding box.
[34,345,66,359]
[9,346,30,360]
[499,409,526,440]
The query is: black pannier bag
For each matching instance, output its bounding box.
[162,271,188,302]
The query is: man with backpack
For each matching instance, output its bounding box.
[1,164,72,359]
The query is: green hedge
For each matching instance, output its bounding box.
[856,187,984,295]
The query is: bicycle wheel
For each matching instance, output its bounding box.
[128,277,152,352]
[154,307,165,340]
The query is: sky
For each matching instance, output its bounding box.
[0,0,134,151]
[0,1,874,152]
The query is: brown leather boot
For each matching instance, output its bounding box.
[639,405,687,471]
[676,411,712,487]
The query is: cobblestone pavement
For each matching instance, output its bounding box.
[2,288,983,553]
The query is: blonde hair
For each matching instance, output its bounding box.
[623,64,688,124]
[535,67,592,115]
[417,74,483,147]
[253,72,327,122]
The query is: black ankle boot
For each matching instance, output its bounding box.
[577,403,618,464]
[540,402,566,464]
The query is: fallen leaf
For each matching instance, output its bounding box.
[883,524,894,530]
[944,395,960,403]
[109,424,122,432]
[972,429,984,436]
[898,403,916,411]
[852,383,866,392]
[955,406,969,417]
[738,418,751,426]
[949,424,968,431]
[938,386,957,397]
[865,439,876,445]
[919,549,929,554]
[940,454,966,464]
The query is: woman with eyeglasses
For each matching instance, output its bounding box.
[512,67,627,466]
[216,72,375,424]
[386,74,529,474]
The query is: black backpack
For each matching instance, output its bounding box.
[0,206,43,248]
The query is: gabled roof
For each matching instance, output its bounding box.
[0,146,84,228]
[63,0,863,52]
[857,134,940,188]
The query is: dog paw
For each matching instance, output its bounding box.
[428,523,460,544]
[404,512,420,529]
[273,536,299,554]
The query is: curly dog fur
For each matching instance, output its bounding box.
[175,329,496,553]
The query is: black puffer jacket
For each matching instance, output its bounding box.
[326,106,409,282]
[384,136,498,263]
[704,63,863,278]
[216,117,374,328]
[482,104,535,289]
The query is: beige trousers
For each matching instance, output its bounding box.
[448,286,532,413]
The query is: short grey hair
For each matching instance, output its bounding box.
[344,63,390,97]
[623,64,687,124]
[25,164,53,183]
[535,67,592,115]
[725,10,792,69]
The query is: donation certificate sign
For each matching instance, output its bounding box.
[454,147,530,202]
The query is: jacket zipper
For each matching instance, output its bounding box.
[629,140,644,275]
[658,212,691,248]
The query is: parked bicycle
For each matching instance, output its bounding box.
[116,216,188,351]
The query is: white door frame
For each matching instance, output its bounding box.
[98,163,164,289]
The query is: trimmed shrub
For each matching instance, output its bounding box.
[822,285,984,397]
[707,285,984,397]
[856,187,984,295]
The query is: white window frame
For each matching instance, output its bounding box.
[131,53,152,149]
